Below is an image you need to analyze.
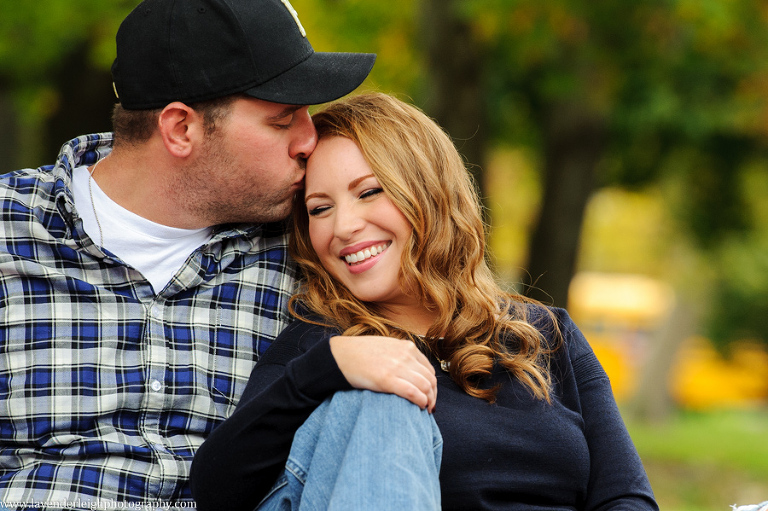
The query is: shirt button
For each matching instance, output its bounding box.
[150,305,163,319]
[150,380,163,392]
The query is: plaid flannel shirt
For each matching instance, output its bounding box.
[0,133,296,509]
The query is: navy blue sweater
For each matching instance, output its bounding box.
[190,307,657,510]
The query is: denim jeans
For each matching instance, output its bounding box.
[256,390,443,510]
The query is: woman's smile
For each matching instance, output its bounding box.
[342,241,391,265]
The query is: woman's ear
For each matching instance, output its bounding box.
[158,102,204,158]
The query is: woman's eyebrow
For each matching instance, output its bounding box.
[304,175,377,203]
[348,175,375,190]
[304,191,327,202]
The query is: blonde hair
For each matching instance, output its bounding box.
[290,93,558,403]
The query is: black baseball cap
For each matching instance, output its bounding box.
[112,0,376,110]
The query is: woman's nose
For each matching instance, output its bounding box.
[333,204,365,240]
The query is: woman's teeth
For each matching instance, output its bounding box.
[344,242,390,265]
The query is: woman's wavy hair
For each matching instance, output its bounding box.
[290,92,559,403]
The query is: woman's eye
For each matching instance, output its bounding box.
[308,205,331,217]
[360,188,384,200]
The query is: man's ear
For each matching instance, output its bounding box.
[158,102,204,158]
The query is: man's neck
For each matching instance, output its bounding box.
[92,144,206,230]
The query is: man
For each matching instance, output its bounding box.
[0,0,374,508]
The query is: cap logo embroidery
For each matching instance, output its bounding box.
[280,0,306,37]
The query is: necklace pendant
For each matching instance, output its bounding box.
[440,359,450,372]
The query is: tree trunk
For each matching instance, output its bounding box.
[523,101,607,307]
[418,0,486,202]
[624,299,698,424]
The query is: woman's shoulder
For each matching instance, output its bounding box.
[509,301,587,352]
[515,300,568,323]
[511,301,559,336]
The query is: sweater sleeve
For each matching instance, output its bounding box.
[189,319,352,511]
[555,308,659,511]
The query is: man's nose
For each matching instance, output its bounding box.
[290,108,317,160]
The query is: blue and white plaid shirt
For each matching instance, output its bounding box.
[0,133,296,509]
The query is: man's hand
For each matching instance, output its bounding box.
[329,336,437,412]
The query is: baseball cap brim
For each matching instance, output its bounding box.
[242,51,376,106]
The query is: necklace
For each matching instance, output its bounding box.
[88,158,105,246]
[414,334,451,372]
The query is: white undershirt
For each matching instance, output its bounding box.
[72,165,214,293]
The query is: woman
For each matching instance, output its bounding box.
[190,93,658,510]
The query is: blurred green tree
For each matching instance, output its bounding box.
[0,0,137,167]
[452,0,768,308]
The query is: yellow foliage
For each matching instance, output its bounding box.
[670,337,768,410]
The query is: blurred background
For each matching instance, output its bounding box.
[2,0,768,508]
